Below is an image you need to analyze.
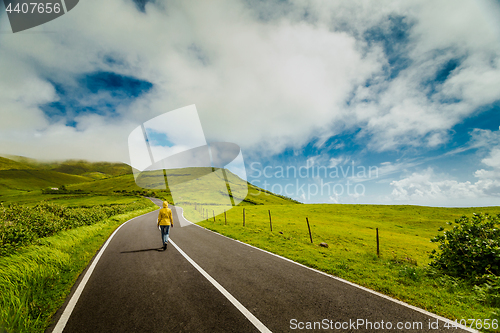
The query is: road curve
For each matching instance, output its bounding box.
[47,201,476,332]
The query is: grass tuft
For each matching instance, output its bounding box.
[198,204,500,327]
[0,206,157,333]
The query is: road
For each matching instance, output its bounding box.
[47,200,476,332]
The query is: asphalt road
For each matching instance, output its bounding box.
[47,201,476,333]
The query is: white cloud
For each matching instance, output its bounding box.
[389,130,500,206]
[473,148,500,183]
[391,168,481,200]
[0,0,499,162]
[391,150,500,203]
[443,128,500,158]
[481,148,500,168]
[375,160,424,178]
[329,157,343,168]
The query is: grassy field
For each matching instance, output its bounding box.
[198,204,500,327]
[67,168,298,207]
[0,155,298,207]
[0,170,92,192]
[0,156,298,332]
[0,155,133,176]
[0,157,33,171]
[2,154,498,331]
[0,156,136,206]
[0,203,157,333]
[0,190,146,206]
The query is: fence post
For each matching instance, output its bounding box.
[213,210,215,222]
[268,210,272,232]
[224,210,227,225]
[376,228,380,257]
[243,208,245,227]
[306,217,313,243]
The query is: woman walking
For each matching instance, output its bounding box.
[157,201,174,250]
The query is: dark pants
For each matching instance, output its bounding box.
[160,225,170,245]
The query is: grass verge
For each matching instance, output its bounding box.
[198,204,500,332]
[0,205,157,333]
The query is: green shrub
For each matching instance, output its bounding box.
[0,201,150,256]
[473,275,500,307]
[398,266,422,282]
[429,213,500,280]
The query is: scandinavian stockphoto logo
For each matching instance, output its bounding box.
[3,0,79,33]
[128,105,248,224]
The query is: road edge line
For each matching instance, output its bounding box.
[169,239,273,333]
[51,212,153,333]
[190,220,478,333]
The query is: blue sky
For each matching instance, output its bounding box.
[40,72,153,127]
[0,0,499,206]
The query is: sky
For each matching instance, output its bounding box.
[0,0,500,206]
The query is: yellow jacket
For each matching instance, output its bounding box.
[157,201,173,226]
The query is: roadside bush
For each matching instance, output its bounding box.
[0,201,150,256]
[398,266,422,283]
[473,275,500,308]
[429,213,500,280]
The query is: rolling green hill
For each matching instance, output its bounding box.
[81,172,113,180]
[67,167,298,206]
[0,155,298,208]
[0,155,132,176]
[0,156,33,171]
[0,156,98,203]
[0,154,39,166]
[0,169,92,192]
[49,160,132,176]
[67,174,145,193]
[199,204,500,324]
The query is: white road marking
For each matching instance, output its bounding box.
[51,214,148,333]
[169,239,273,333]
[183,212,478,333]
[71,200,473,333]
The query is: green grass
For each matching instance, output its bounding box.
[81,172,112,180]
[0,170,92,193]
[68,168,298,207]
[198,204,500,327]
[1,152,498,330]
[0,155,40,167]
[0,157,33,171]
[49,161,132,177]
[0,155,133,177]
[67,174,150,193]
[0,155,298,208]
[0,190,145,207]
[0,205,157,333]
[0,156,300,331]
[46,195,146,207]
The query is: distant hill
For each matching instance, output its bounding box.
[0,169,93,192]
[0,154,40,166]
[69,167,299,206]
[0,155,132,176]
[50,160,132,176]
[81,172,112,180]
[0,155,299,206]
[0,156,33,171]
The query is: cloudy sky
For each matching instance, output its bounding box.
[1,0,500,206]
